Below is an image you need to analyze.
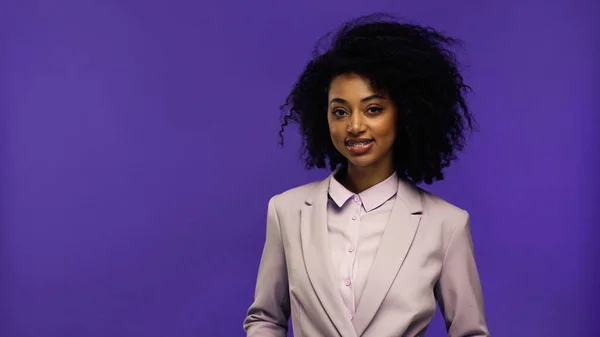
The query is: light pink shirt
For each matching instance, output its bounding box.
[327,172,398,320]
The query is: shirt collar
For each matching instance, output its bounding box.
[328,171,398,212]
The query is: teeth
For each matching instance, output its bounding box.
[348,141,371,147]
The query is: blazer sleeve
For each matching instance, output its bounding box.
[434,211,490,337]
[243,196,291,337]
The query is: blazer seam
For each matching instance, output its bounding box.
[440,210,468,267]
[270,194,290,312]
[271,194,284,249]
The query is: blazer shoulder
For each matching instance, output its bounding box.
[270,180,322,210]
[419,188,469,225]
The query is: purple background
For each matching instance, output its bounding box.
[2,0,599,336]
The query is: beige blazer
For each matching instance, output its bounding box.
[244,174,489,337]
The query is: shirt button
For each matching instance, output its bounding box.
[351,215,357,220]
[348,245,355,252]
[353,195,360,203]
[348,314,353,320]
[344,278,351,286]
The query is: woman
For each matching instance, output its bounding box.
[244,14,490,337]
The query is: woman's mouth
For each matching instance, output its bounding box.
[345,139,374,154]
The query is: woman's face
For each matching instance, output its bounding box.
[327,73,398,173]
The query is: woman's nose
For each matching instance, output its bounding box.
[348,114,365,134]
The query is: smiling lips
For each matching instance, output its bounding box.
[345,138,374,154]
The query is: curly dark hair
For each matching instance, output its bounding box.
[278,13,475,185]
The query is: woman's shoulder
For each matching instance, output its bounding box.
[269,178,327,211]
[417,187,470,225]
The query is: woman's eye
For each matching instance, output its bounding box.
[332,109,347,117]
[367,107,383,114]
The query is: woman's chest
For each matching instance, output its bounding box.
[281,214,447,303]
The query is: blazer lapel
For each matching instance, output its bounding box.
[300,177,358,337]
[352,179,423,336]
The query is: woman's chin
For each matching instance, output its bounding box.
[346,157,377,169]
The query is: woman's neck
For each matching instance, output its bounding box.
[340,164,395,194]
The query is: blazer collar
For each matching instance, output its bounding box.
[300,169,357,337]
